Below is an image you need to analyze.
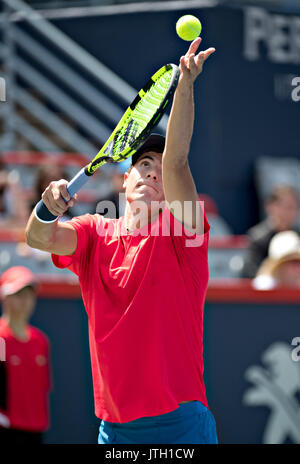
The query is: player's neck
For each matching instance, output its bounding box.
[124,210,149,232]
[124,202,154,232]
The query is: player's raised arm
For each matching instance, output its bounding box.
[162,37,215,233]
[25,180,78,256]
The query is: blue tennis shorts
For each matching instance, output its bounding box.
[98,401,218,444]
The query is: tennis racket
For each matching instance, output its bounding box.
[35,63,180,222]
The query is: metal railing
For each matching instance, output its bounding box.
[0,0,167,153]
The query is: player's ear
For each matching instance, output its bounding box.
[123,171,129,189]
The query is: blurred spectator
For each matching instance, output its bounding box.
[94,159,130,218]
[30,163,72,221]
[253,231,300,289]
[0,159,29,228]
[0,266,51,444]
[242,185,300,278]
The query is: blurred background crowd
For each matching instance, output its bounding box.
[0,0,300,445]
[2,154,300,288]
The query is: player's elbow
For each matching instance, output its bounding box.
[25,226,53,252]
[25,231,39,250]
[25,234,49,252]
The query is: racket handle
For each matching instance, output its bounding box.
[66,167,89,198]
[35,168,90,223]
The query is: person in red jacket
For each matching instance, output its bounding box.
[0,266,51,444]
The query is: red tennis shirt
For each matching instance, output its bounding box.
[52,206,210,423]
[0,320,51,431]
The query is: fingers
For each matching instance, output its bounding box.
[181,42,216,75]
[195,50,205,69]
[195,48,215,66]
[186,37,202,57]
[183,38,201,68]
[59,181,71,203]
[180,52,198,74]
[41,179,77,217]
[202,47,216,61]
[179,55,189,74]
[188,53,197,73]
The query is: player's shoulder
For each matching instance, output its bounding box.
[66,213,121,246]
[65,213,105,237]
[69,213,118,227]
[68,213,99,227]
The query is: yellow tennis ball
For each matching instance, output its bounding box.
[176,15,202,41]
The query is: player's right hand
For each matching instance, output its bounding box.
[41,179,78,217]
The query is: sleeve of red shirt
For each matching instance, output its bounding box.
[162,198,210,247]
[161,199,210,276]
[51,214,104,275]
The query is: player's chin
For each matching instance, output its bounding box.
[133,190,155,200]
[146,192,165,204]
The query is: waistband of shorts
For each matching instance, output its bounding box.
[103,401,208,428]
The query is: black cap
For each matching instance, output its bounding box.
[131,134,165,165]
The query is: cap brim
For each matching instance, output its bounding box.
[1,277,37,298]
[132,134,165,165]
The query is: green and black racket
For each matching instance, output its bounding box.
[35,63,179,222]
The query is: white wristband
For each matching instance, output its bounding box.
[34,206,59,224]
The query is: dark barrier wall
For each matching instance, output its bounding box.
[29,292,300,444]
[204,301,300,444]
[40,4,300,234]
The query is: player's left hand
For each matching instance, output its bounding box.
[179,37,215,85]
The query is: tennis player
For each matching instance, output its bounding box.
[25,38,218,444]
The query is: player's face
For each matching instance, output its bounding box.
[123,152,165,205]
[5,286,36,320]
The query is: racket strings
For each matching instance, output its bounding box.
[112,68,174,158]
[130,69,173,124]
[113,120,139,155]
[87,66,178,170]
